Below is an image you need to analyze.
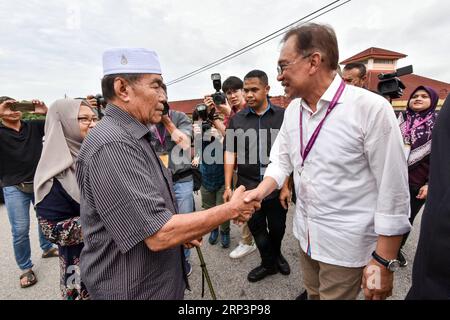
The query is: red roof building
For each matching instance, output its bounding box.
[340,47,450,111]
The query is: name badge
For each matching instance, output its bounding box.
[159,153,169,168]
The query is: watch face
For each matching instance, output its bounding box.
[388,260,401,272]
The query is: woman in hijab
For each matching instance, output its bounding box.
[34,99,97,300]
[397,86,439,266]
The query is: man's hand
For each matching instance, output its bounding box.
[243,187,265,205]
[279,184,292,210]
[0,99,18,117]
[86,95,98,107]
[228,186,261,224]
[223,188,233,203]
[184,238,203,249]
[31,100,48,115]
[204,95,216,111]
[361,259,394,300]
[416,185,428,200]
[215,100,232,117]
[193,123,201,136]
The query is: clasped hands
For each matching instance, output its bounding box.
[226,186,263,225]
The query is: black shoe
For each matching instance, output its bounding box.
[295,289,308,300]
[398,250,408,267]
[276,254,291,275]
[247,265,278,283]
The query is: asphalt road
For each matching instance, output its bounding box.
[0,195,421,300]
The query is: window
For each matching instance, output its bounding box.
[374,59,393,65]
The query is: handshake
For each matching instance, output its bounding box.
[226,185,263,224]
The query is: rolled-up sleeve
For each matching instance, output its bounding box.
[264,112,293,189]
[87,142,173,253]
[364,104,411,236]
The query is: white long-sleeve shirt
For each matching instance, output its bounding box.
[265,75,411,267]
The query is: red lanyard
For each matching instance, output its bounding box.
[300,80,346,167]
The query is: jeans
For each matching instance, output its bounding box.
[173,180,194,260]
[247,197,287,268]
[3,186,54,271]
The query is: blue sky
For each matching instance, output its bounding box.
[1,0,449,103]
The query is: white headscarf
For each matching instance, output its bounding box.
[34,99,86,205]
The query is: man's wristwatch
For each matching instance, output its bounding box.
[371,251,401,272]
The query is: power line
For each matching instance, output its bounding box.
[166,0,351,86]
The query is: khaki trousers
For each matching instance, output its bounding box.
[299,247,364,300]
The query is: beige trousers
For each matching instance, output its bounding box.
[299,247,364,300]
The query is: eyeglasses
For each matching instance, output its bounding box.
[277,53,312,75]
[78,117,99,125]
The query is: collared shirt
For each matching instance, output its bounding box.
[76,104,186,300]
[225,102,284,199]
[265,75,411,267]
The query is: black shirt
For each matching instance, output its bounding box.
[36,179,80,222]
[0,120,45,187]
[407,96,450,300]
[225,103,285,198]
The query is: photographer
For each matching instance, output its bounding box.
[192,102,230,249]
[203,76,246,137]
[0,96,58,289]
[147,84,194,274]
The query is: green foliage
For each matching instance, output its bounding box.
[21,112,46,120]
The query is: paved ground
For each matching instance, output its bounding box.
[0,195,421,300]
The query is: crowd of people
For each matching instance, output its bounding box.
[0,23,449,300]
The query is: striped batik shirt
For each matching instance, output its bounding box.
[76,104,187,300]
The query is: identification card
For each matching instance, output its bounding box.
[159,153,169,168]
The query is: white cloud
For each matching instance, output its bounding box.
[0,0,449,103]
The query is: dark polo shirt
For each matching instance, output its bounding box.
[224,102,285,199]
[76,104,187,300]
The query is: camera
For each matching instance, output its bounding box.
[211,73,227,106]
[377,65,413,100]
[192,104,212,133]
[94,94,107,109]
[10,101,35,112]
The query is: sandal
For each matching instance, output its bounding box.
[20,269,38,288]
[41,247,59,258]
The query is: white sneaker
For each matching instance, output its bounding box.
[229,242,257,259]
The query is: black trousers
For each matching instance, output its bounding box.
[401,185,426,248]
[247,196,288,268]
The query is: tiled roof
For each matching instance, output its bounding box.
[340,47,407,65]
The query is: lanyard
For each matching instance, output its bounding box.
[299,80,346,168]
[154,125,166,146]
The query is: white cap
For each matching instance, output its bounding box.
[102,48,162,76]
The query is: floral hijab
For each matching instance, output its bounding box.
[398,86,439,166]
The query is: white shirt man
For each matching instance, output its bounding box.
[266,75,411,267]
[245,23,411,300]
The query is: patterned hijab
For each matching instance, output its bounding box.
[34,99,86,205]
[399,86,439,166]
